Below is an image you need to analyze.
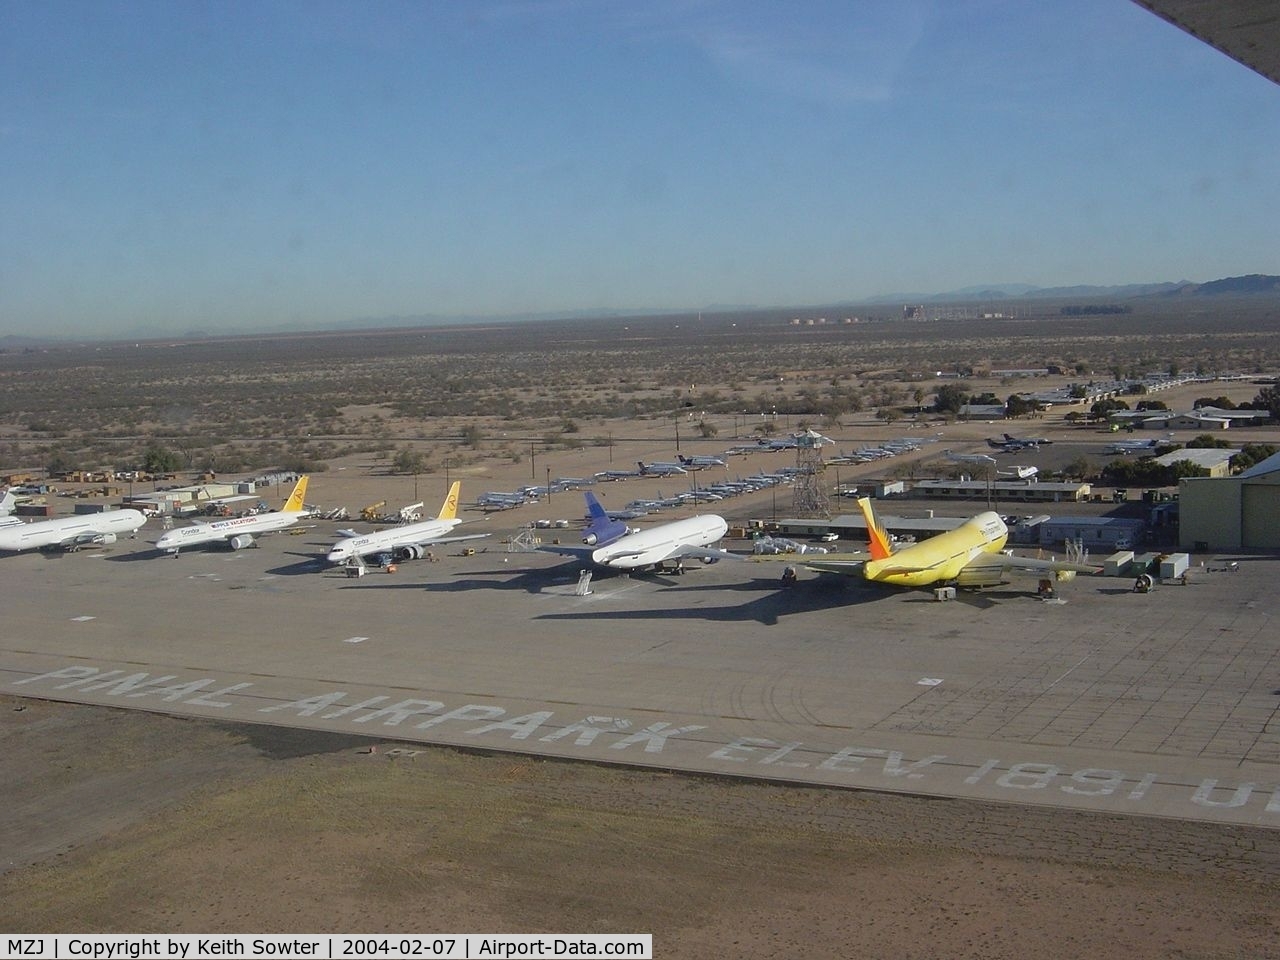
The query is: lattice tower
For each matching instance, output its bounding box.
[792,430,830,518]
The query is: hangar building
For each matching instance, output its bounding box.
[1179,451,1280,551]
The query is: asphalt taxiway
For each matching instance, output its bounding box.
[3,522,1279,827]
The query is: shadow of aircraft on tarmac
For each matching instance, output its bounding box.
[533,574,882,626]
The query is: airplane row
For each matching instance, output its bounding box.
[0,477,1102,591]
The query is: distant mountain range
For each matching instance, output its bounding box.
[335,274,1280,329]
[1162,274,1280,297]
[4,275,1278,347]
[865,274,1280,304]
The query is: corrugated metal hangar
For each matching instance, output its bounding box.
[1179,452,1280,550]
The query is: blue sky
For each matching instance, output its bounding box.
[2,1,1278,338]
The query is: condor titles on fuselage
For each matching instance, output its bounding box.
[326,481,487,564]
[156,476,309,554]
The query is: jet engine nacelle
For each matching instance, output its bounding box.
[393,544,427,562]
[229,534,256,550]
[582,519,629,546]
[98,533,118,545]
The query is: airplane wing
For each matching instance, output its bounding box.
[797,554,871,575]
[752,551,871,576]
[981,553,1102,576]
[537,543,595,560]
[801,552,1100,578]
[53,529,125,550]
[664,543,742,562]
[390,532,489,549]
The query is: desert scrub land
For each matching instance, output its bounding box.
[1,297,1277,476]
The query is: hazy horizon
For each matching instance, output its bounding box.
[3,1,1278,339]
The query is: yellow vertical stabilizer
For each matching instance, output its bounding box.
[282,476,309,513]
[436,481,462,521]
[856,497,893,561]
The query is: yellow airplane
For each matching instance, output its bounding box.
[790,497,1100,589]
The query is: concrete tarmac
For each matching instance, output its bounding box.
[3,519,1279,828]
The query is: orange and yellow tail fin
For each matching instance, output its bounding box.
[282,476,309,513]
[856,497,893,560]
[436,481,461,521]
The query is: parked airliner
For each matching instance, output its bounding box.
[0,507,147,553]
[784,497,1099,589]
[326,481,486,564]
[543,493,735,573]
[637,460,687,476]
[677,454,727,470]
[156,476,309,555]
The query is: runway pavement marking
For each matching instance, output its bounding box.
[8,658,1280,828]
[1046,655,1091,689]
[69,616,95,622]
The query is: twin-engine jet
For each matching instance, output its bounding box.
[637,460,687,476]
[677,454,727,470]
[326,481,487,565]
[156,476,309,555]
[0,506,147,553]
[786,497,1099,589]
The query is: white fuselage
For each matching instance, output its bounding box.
[155,511,300,551]
[327,517,460,563]
[0,509,147,553]
[590,515,728,569]
[639,462,687,475]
